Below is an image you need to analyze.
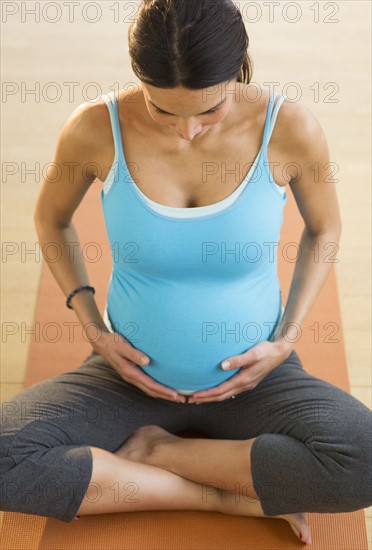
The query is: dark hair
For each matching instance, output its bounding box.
[128,0,253,89]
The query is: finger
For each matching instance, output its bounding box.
[221,346,260,371]
[136,383,183,402]
[117,338,150,367]
[187,375,245,402]
[189,390,240,404]
[221,354,253,371]
[128,377,186,402]
[122,363,187,402]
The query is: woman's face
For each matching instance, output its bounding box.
[141,80,237,141]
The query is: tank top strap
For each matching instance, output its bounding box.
[101,91,124,163]
[262,93,287,148]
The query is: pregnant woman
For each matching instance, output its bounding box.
[1,1,371,546]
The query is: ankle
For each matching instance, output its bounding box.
[200,485,226,513]
[146,439,168,469]
[150,435,178,467]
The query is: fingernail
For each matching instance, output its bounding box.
[222,361,230,369]
[140,356,149,365]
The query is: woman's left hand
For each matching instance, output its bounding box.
[187,340,293,404]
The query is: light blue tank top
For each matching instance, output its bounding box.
[100,91,287,394]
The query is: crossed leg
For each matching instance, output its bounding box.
[114,426,312,544]
[113,351,372,547]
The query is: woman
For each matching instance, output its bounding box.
[1,0,371,546]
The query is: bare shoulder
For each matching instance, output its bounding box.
[236,84,326,145]
[270,95,330,183]
[64,90,139,152]
[277,97,326,146]
[273,96,328,151]
[34,98,115,226]
[67,97,113,150]
[61,94,126,181]
[55,98,113,176]
[77,89,143,144]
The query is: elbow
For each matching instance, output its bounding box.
[306,222,342,242]
[33,212,66,235]
[33,205,71,232]
[33,199,45,227]
[333,218,343,241]
[33,208,40,227]
[33,208,42,232]
[33,207,47,233]
[33,215,47,241]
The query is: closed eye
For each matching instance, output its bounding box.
[154,106,221,116]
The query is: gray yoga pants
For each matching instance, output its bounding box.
[1,348,371,522]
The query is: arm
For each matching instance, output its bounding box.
[33,100,187,402]
[33,102,110,349]
[272,101,342,355]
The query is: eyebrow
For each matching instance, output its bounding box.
[148,97,226,116]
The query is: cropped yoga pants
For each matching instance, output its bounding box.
[1,348,371,522]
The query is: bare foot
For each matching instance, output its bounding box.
[115,425,312,544]
[276,512,312,545]
[114,425,178,462]
[215,494,312,544]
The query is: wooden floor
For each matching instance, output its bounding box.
[1,1,370,545]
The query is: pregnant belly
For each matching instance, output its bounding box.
[107,282,282,392]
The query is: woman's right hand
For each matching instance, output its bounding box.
[93,331,188,403]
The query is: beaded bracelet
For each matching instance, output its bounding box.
[66,285,95,309]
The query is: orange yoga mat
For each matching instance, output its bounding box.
[1,181,368,549]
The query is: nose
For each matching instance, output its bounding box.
[175,119,203,140]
